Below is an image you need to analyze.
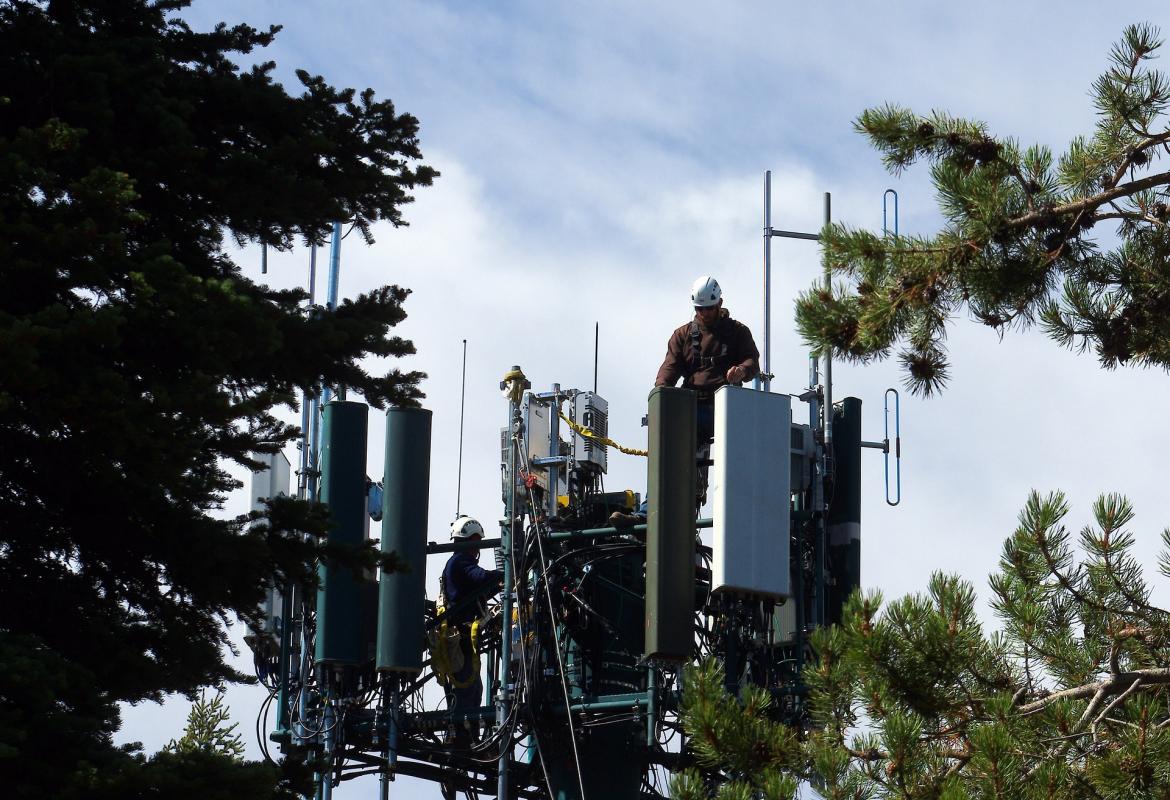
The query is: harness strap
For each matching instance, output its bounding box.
[447,619,482,689]
[683,320,731,390]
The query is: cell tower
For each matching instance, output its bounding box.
[246,177,902,799]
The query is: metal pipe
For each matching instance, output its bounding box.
[288,240,316,737]
[819,193,833,628]
[456,339,467,517]
[322,222,342,406]
[426,519,716,553]
[808,356,822,513]
[261,242,267,274]
[763,170,771,393]
[307,395,320,504]
[327,222,342,311]
[387,685,399,770]
[275,589,292,732]
[497,373,523,800]
[546,384,560,520]
[321,693,335,800]
[823,192,833,451]
[770,229,820,241]
[593,322,599,394]
[305,240,322,505]
[308,242,318,304]
[646,666,657,746]
[378,684,395,800]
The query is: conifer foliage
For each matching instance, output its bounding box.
[796,23,1170,396]
[0,1,434,796]
[679,493,1170,798]
[165,690,245,759]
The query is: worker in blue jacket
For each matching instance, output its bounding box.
[442,515,503,747]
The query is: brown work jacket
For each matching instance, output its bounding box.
[654,308,760,395]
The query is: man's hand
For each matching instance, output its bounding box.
[726,365,746,384]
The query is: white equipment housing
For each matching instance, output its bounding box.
[501,392,557,496]
[250,451,291,635]
[522,392,553,491]
[572,391,608,473]
[710,386,792,599]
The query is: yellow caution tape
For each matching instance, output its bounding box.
[558,411,648,457]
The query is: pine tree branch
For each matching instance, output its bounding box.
[1017,667,1170,715]
[1103,131,1170,191]
[1101,540,1170,620]
[1074,684,1111,733]
[1008,170,1170,229]
[1095,211,1169,227]
[1092,676,1142,734]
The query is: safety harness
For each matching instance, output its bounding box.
[430,569,483,689]
[683,319,731,398]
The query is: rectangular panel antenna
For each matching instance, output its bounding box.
[710,387,792,599]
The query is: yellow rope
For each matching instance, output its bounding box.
[557,411,647,457]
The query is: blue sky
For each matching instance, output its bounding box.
[119,3,1170,797]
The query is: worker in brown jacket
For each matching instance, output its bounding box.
[655,276,760,507]
[656,276,760,432]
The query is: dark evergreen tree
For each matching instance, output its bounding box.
[0,1,434,796]
[796,23,1170,396]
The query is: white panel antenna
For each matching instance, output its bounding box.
[710,387,792,599]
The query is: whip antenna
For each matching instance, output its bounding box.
[593,322,599,393]
[456,339,468,517]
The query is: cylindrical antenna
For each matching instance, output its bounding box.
[261,242,268,275]
[593,322,599,394]
[456,339,468,517]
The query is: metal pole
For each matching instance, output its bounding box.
[646,666,657,746]
[808,355,821,512]
[763,171,772,393]
[546,384,560,520]
[498,370,524,800]
[593,322,599,394]
[275,589,292,733]
[323,222,342,406]
[823,194,833,446]
[302,242,319,501]
[386,685,400,783]
[309,242,318,303]
[321,692,334,800]
[327,222,342,311]
[456,339,467,517]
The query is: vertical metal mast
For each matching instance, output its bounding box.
[456,339,467,517]
[822,193,833,448]
[498,368,525,800]
[322,222,343,406]
[762,171,772,392]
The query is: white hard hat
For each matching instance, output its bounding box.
[450,515,485,540]
[691,276,722,308]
